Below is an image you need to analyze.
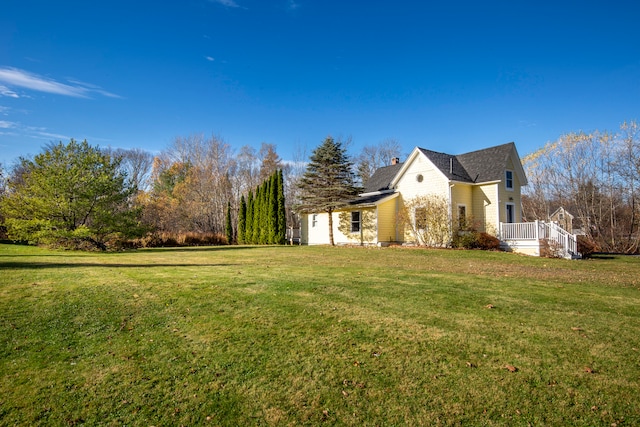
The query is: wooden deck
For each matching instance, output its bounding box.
[499,221,581,259]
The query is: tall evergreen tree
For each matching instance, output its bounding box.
[267,172,278,243]
[246,190,254,244]
[252,185,261,244]
[297,136,360,246]
[259,180,269,244]
[237,194,246,244]
[276,169,286,244]
[225,201,233,244]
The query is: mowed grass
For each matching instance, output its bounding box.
[1,244,639,426]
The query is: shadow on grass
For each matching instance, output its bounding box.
[136,245,267,253]
[0,262,239,270]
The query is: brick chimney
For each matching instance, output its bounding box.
[391,157,400,165]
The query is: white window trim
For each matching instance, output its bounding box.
[350,211,361,233]
[505,170,514,191]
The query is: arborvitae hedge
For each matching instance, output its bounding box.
[237,170,286,244]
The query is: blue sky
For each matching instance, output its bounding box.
[1,0,639,167]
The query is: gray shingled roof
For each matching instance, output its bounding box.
[347,192,396,206]
[420,142,516,183]
[417,148,473,182]
[356,142,520,201]
[363,163,403,193]
[456,142,517,183]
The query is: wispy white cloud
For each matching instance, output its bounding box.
[0,67,120,99]
[211,0,240,8]
[0,84,20,98]
[205,56,215,62]
[0,119,71,142]
[67,79,122,99]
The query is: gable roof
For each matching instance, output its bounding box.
[391,142,527,187]
[418,148,473,182]
[363,163,404,193]
[456,142,524,184]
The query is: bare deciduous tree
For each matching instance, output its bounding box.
[355,138,402,185]
[522,121,640,253]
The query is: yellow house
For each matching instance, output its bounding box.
[300,142,528,246]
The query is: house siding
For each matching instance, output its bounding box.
[451,184,473,226]
[395,154,450,200]
[472,184,499,234]
[302,212,331,245]
[301,208,379,245]
[395,154,451,243]
[497,157,523,224]
[376,197,398,242]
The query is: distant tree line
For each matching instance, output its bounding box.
[0,131,401,249]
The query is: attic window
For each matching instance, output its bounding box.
[505,170,514,191]
[416,174,424,183]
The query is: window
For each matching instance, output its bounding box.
[457,205,467,228]
[506,203,515,223]
[414,207,427,230]
[312,214,318,227]
[351,211,361,233]
[505,170,514,191]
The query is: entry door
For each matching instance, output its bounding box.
[506,203,515,223]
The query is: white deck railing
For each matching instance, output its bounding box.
[499,220,580,259]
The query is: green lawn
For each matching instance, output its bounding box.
[1,243,639,426]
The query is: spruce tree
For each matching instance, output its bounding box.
[298,136,360,246]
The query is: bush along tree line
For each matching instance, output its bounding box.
[237,170,286,244]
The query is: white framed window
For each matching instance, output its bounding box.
[505,170,514,191]
[312,214,318,227]
[351,211,361,233]
[506,203,516,223]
